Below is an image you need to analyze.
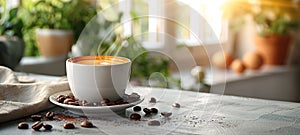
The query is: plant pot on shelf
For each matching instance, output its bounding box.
[254,34,292,65]
[35,29,74,57]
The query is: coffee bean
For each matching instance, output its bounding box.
[45,112,55,120]
[43,124,53,130]
[31,121,43,131]
[66,93,75,99]
[80,120,93,128]
[143,108,151,114]
[130,113,141,120]
[57,97,66,103]
[63,98,74,104]
[144,113,152,117]
[114,99,127,105]
[172,102,180,108]
[148,120,160,126]
[64,123,75,129]
[133,106,141,112]
[100,98,110,104]
[149,97,156,103]
[150,108,158,114]
[18,122,29,129]
[31,115,42,121]
[56,95,66,100]
[107,101,116,106]
[161,112,172,117]
[68,101,79,106]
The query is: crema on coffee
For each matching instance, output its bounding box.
[68,56,129,65]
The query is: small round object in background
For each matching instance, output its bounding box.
[212,51,234,69]
[242,52,263,70]
[191,66,205,82]
[231,59,246,74]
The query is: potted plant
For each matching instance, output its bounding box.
[222,0,300,65]
[0,5,25,69]
[22,0,96,57]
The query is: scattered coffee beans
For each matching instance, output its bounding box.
[18,122,29,129]
[31,115,42,121]
[130,113,141,120]
[80,120,93,128]
[148,120,160,126]
[31,121,43,131]
[64,123,75,129]
[43,124,53,130]
[149,97,156,103]
[143,108,151,114]
[133,106,141,112]
[172,102,181,108]
[161,112,172,117]
[45,112,55,120]
[150,108,158,114]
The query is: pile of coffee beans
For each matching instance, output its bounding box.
[56,93,140,107]
[17,111,94,131]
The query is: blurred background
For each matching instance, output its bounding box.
[0,0,299,101]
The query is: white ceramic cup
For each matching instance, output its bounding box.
[66,56,131,102]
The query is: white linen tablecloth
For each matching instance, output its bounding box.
[0,66,69,123]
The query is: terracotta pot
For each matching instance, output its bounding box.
[254,34,292,65]
[36,29,74,57]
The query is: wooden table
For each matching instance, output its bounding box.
[1,84,300,135]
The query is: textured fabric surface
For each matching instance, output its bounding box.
[0,66,69,123]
